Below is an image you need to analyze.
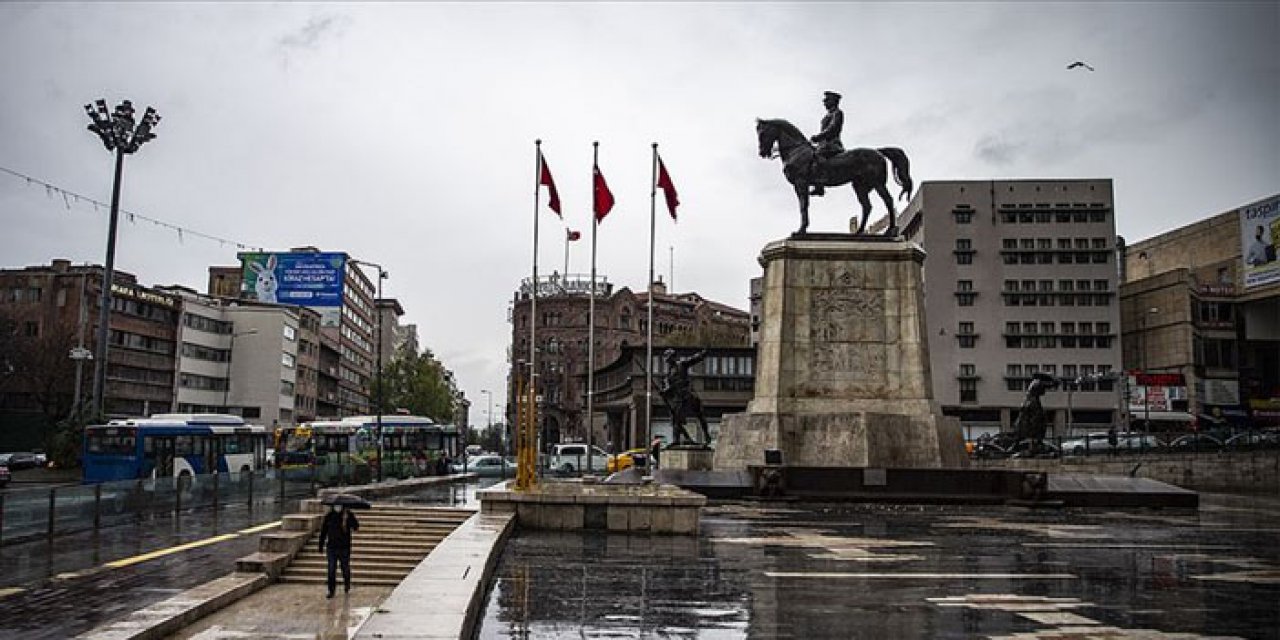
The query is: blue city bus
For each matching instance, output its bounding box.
[82,414,269,483]
[274,415,459,484]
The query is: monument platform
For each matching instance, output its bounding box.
[715,235,965,471]
[660,467,1198,508]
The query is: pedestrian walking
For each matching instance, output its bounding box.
[1107,425,1119,456]
[650,436,663,470]
[318,503,360,598]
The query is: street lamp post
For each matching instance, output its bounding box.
[480,389,492,476]
[84,98,161,417]
[1139,307,1159,432]
[223,329,258,412]
[352,260,387,481]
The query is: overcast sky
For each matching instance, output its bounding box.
[1,2,1276,427]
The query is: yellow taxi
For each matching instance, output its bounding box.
[606,448,650,473]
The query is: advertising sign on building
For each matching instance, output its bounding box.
[1200,378,1241,406]
[240,252,346,326]
[1240,194,1280,289]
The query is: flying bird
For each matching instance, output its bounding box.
[1067,61,1095,71]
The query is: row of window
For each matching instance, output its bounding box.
[3,287,43,303]
[951,207,1109,225]
[107,364,174,386]
[108,330,175,355]
[181,342,229,362]
[184,312,233,335]
[179,372,228,391]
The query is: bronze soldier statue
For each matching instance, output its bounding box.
[809,91,845,197]
[659,349,711,446]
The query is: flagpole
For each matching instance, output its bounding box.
[587,141,599,472]
[647,144,658,463]
[531,140,541,465]
[564,230,570,278]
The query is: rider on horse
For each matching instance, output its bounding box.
[809,91,845,197]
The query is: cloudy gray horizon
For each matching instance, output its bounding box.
[1,2,1276,427]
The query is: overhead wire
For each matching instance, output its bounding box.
[0,165,265,252]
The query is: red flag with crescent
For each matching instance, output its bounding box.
[538,150,561,216]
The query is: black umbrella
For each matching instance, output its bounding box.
[320,492,372,509]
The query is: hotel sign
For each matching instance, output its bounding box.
[110,283,177,308]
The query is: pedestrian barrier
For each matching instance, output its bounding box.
[0,468,312,546]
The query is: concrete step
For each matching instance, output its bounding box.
[294,549,434,562]
[282,566,412,582]
[288,558,418,572]
[279,574,404,586]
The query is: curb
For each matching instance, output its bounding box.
[74,572,269,640]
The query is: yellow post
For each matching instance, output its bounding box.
[516,370,538,490]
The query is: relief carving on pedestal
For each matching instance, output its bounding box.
[810,289,883,342]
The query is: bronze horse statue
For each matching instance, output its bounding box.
[756,118,913,235]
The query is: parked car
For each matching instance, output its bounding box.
[451,454,516,477]
[3,452,40,471]
[1224,432,1278,451]
[1060,434,1114,456]
[1166,434,1225,453]
[0,463,10,488]
[547,443,610,474]
[606,448,649,473]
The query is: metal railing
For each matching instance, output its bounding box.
[970,427,1280,460]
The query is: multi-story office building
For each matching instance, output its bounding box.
[208,247,378,417]
[1120,193,1280,428]
[159,286,306,426]
[375,298,405,365]
[0,260,180,422]
[508,273,750,449]
[900,180,1123,438]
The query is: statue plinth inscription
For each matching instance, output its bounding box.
[714,236,966,470]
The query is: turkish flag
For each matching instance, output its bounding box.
[566,229,581,241]
[656,156,680,221]
[538,150,561,216]
[593,164,614,222]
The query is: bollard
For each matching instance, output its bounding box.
[0,492,6,545]
[247,470,255,508]
[175,476,183,514]
[212,472,220,511]
[94,483,102,532]
[47,487,56,538]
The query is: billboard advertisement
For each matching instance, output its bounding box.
[240,252,346,326]
[1240,194,1280,289]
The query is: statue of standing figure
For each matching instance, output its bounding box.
[659,349,711,446]
[1013,372,1059,453]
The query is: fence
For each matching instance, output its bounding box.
[970,427,1280,460]
[0,467,317,546]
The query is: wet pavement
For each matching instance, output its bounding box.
[169,583,392,640]
[0,501,295,639]
[476,492,1280,639]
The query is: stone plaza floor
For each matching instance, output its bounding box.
[475,492,1280,639]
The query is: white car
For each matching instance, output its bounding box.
[547,443,609,474]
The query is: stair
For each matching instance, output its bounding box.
[279,505,474,586]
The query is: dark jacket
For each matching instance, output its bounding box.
[318,510,360,552]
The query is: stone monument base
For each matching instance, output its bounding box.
[714,410,967,471]
[662,447,714,472]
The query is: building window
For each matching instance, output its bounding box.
[283,325,297,341]
[23,321,39,337]
[955,239,974,264]
[281,380,295,397]
[957,322,976,348]
[282,352,296,368]
[959,379,978,403]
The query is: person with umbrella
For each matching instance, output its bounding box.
[318,493,366,598]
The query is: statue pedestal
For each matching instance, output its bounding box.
[714,236,966,471]
[663,447,714,472]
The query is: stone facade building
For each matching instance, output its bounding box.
[508,273,750,449]
[1120,193,1280,428]
[900,180,1124,439]
[593,345,756,452]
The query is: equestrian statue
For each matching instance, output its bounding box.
[756,90,913,236]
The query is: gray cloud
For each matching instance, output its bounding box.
[278,14,349,52]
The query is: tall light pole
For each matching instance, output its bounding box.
[84,98,161,417]
[352,260,387,481]
[223,329,258,412]
[480,389,492,472]
[1139,307,1159,431]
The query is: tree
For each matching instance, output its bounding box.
[374,344,457,423]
